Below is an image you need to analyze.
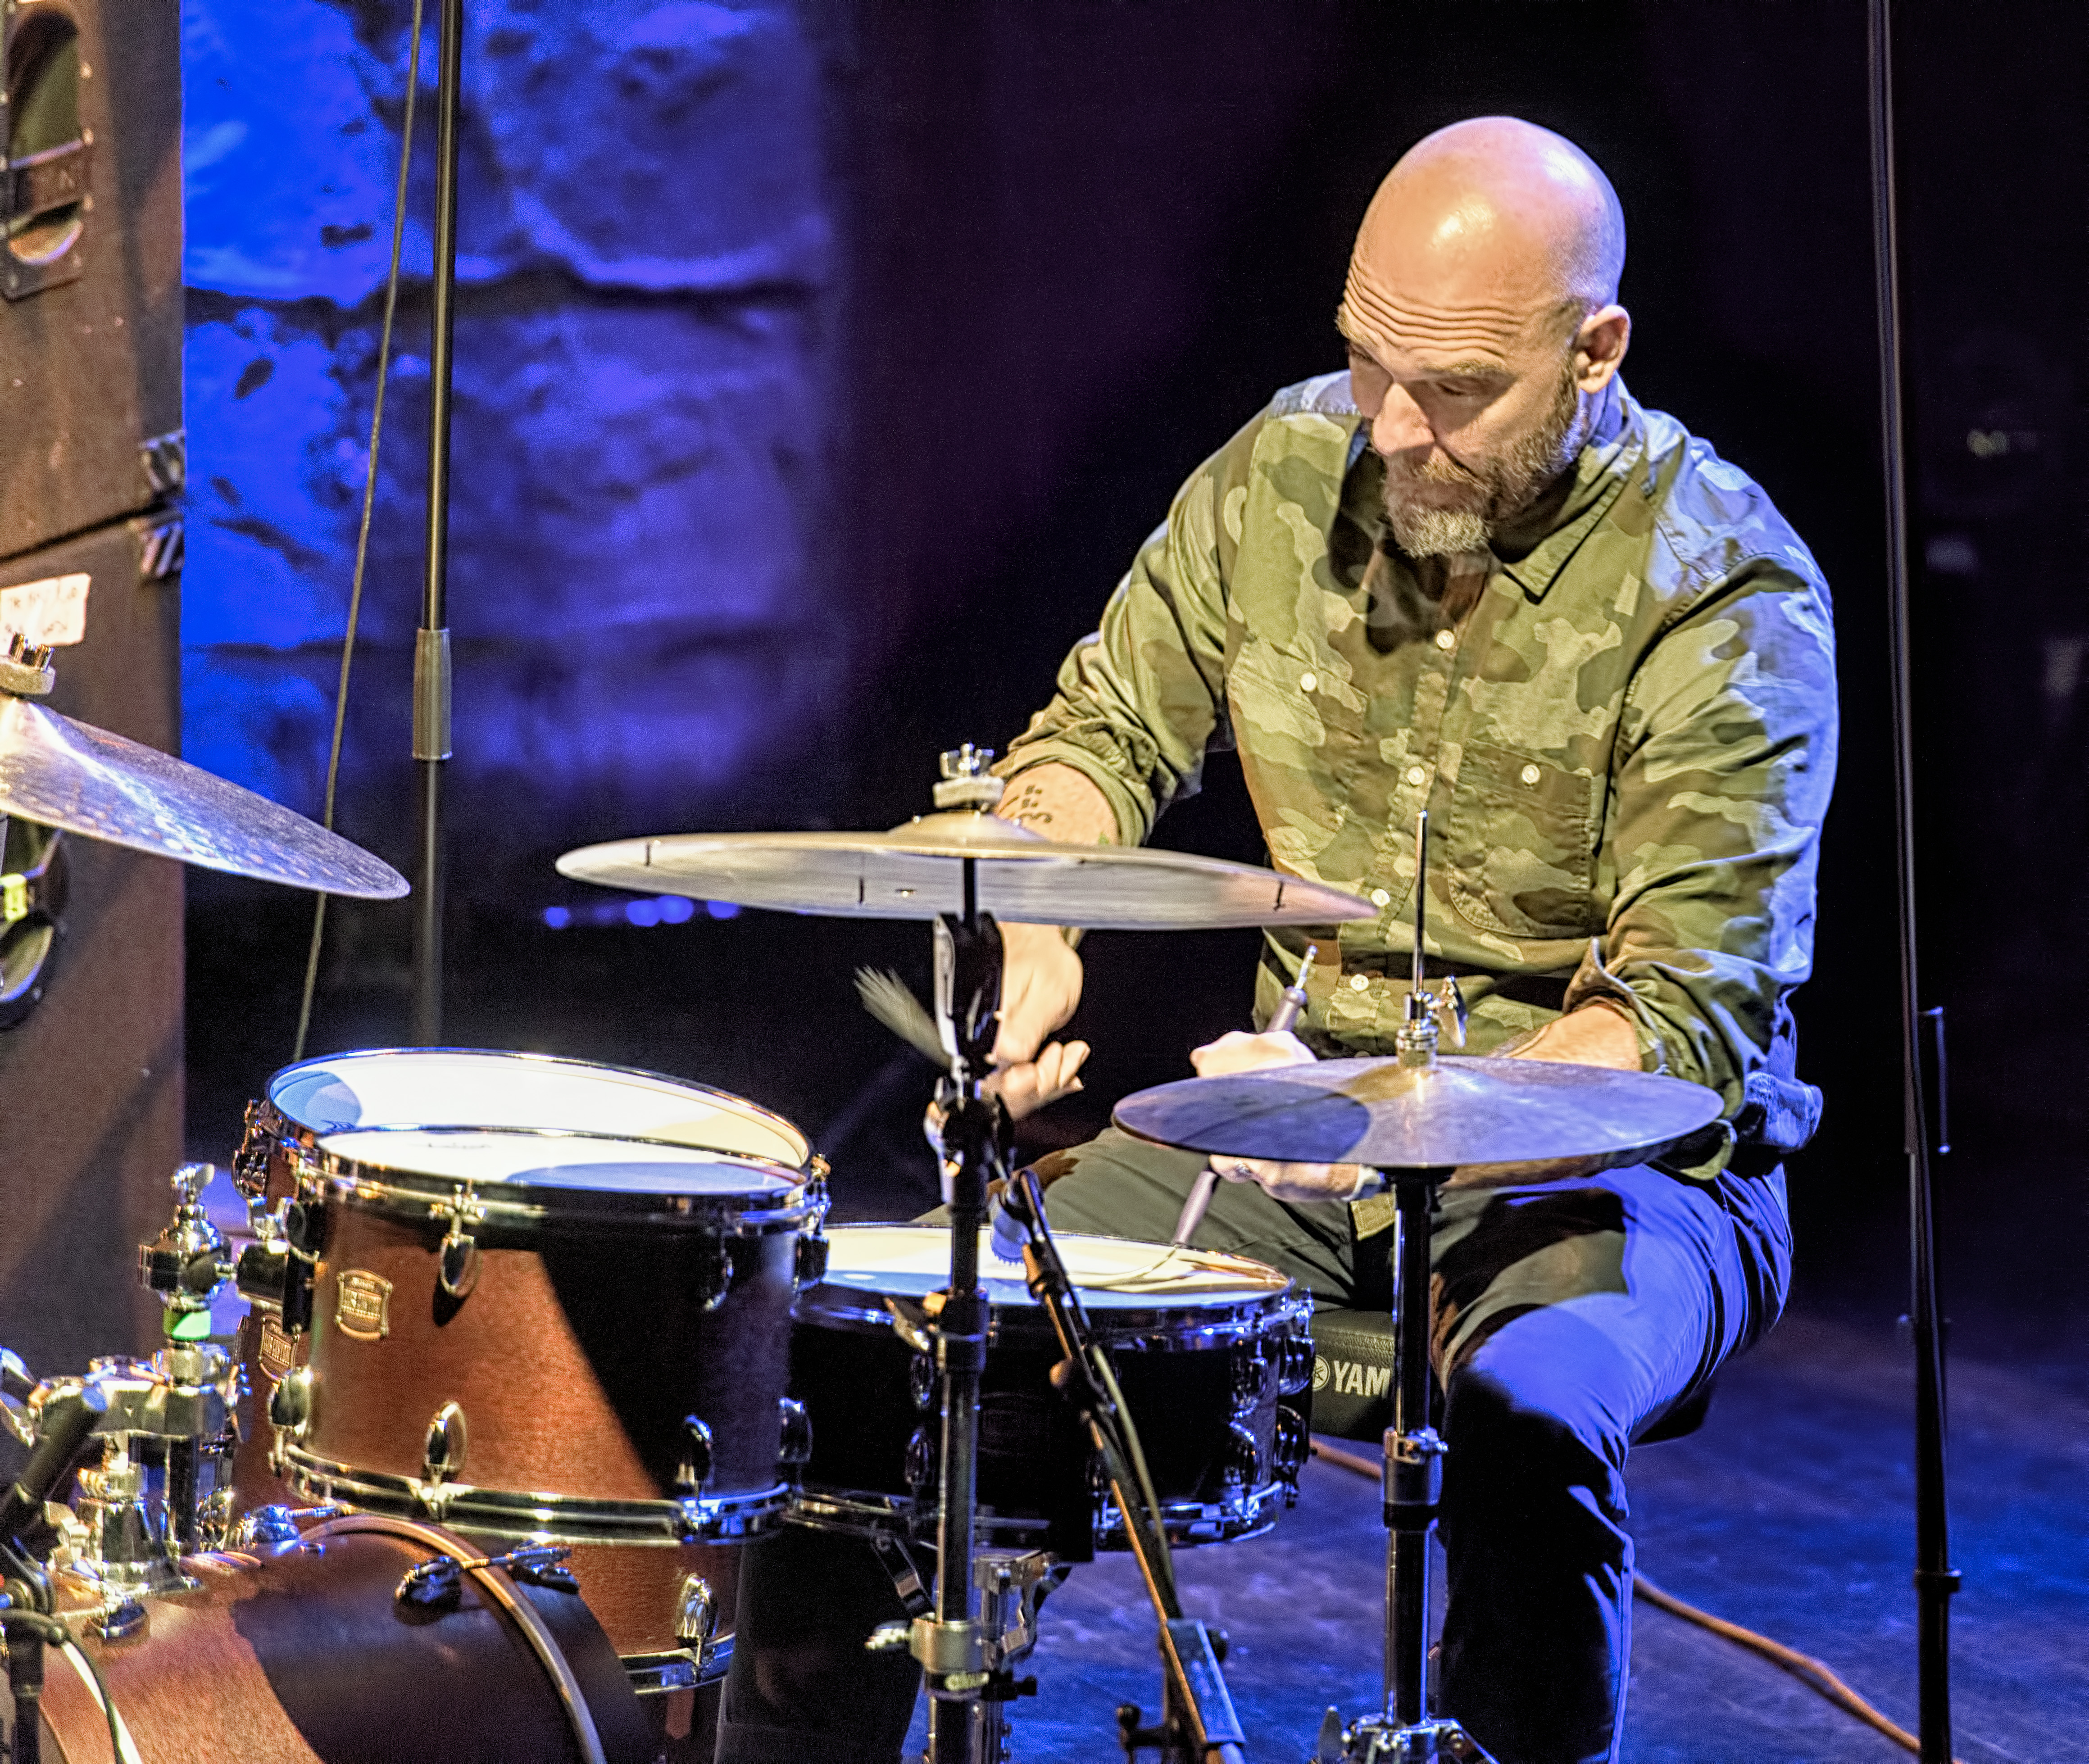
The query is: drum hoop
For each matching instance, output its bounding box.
[301,1131,822,1232]
[308,1512,607,1764]
[797,1286,1311,1347]
[252,1046,816,1168]
[281,1444,792,1543]
[784,1483,1284,1551]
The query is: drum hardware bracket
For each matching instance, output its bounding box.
[230,1502,346,1550]
[395,1541,577,1609]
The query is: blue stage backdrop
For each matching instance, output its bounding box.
[181,0,846,901]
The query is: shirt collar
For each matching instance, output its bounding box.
[1490,384,1643,603]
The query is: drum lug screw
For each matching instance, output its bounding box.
[673,1414,714,1495]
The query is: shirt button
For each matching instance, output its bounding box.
[1404,766,1426,787]
[1520,763,1541,785]
[1299,670,1317,693]
[1349,973,1370,992]
[1370,888,1390,907]
[1434,629,1455,651]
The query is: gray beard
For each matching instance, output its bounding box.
[1381,363,1588,559]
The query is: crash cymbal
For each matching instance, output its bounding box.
[1113,1055,1723,1170]
[0,696,407,898]
[555,810,1376,930]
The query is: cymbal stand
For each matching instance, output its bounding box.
[915,762,1012,1764]
[997,1168,1246,1764]
[1320,812,1493,1764]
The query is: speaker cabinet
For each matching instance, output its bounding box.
[0,0,181,559]
[0,515,180,1376]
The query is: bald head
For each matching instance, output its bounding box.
[1349,117,1625,338]
[1334,118,1632,559]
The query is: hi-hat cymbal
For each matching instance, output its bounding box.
[555,811,1375,930]
[1114,1055,1723,1170]
[0,696,407,898]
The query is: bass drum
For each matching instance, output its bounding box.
[27,1514,658,1764]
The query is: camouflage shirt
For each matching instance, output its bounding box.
[1000,375,1839,1159]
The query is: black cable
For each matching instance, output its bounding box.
[2,1610,124,1764]
[293,0,427,1062]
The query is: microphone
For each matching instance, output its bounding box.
[988,1182,1032,1264]
[0,1388,106,1546]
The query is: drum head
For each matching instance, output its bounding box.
[317,1127,802,1199]
[817,1223,1290,1311]
[268,1048,810,1168]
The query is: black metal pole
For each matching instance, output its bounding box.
[412,0,463,1046]
[1865,5,1958,1758]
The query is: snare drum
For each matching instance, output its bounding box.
[24,1514,659,1764]
[787,1225,1312,1561]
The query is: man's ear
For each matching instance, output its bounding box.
[1574,304,1631,391]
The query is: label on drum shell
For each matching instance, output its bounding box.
[335,1270,393,1342]
[256,1316,303,1381]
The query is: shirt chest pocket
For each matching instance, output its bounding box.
[1443,741,1601,940]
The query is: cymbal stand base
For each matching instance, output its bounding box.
[1314,1711,1491,1763]
[1314,1165,1495,1764]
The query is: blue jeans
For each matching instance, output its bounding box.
[718,1132,1791,1764]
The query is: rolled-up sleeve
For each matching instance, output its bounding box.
[997,437,1240,847]
[1565,559,1839,1111]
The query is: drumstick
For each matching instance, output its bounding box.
[1171,944,1316,1247]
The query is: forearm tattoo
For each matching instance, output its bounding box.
[999,781,1054,828]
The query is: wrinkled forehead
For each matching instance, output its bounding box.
[1339,254,1566,375]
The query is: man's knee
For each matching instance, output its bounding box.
[1440,1329,1633,1533]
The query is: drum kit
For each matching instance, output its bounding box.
[0,694,1728,1764]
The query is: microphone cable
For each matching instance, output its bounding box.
[292,0,427,1061]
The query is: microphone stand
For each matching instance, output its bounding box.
[411,0,463,1045]
[997,1167,1246,1764]
[1866,4,1957,1757]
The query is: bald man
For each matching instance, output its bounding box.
[720,118,1836,1764]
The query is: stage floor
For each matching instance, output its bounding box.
[904,1308,2087,1762]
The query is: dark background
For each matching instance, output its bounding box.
[188,0,2087,1370]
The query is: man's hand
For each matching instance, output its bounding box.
[1188,1029,1366,1204]
[985,1037,1090,1120]
[994,921,1085,1067]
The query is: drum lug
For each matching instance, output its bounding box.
[430,1185,487,1302]
[422,1400,469,1489]
[674,1572,717,1646]
[904,1425,938,1496]
[794,1232,830,1290]
[673,1415,714,1495]
[232,1099,273,1197]
[1230,1344,1272,1415]
[690,1237,734,1312]
[1273,1403,1310,1493]
[777,1396,813,1471]
[908,1350,937,1412]
[1276,1325,1317,1397]
[1222,1419,1263,1489]
[269,1365,315,1437]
